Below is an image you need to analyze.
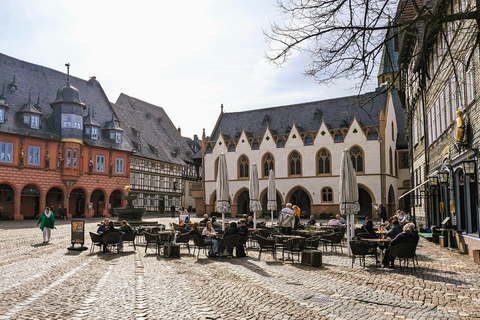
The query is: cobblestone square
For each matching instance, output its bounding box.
[1,216,479,320]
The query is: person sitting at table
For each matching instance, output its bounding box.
[382,223,419,268]
[278,203,295,235]
[97,218,110,234]
[199,214,210,227]
[386,219,402,239]
[219,221,239,256]
[328,215,342,226]
[202,221,219,256]
[336,214,346,225]
[360,217,376,235]
[211,216,222,229]
[400,211,410,224]
[236,219,248,257]
[292,205,301,230]
[246,216,254,228]
[102,221,121,253]
[118,220,133,252]
[306,215,316,226]
[180,216,192,230]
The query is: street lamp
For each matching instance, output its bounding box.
[462,159,476,177]
[438,171,449,184]
[419,183,426,193]
[429,176,439,187]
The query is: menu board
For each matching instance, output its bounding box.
[71,220,85,244]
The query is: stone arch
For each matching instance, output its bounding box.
[387,185,395,216]
[69,187,87,217]
[91,188,106,216]
[109,189,124,216]
[259,187,283,218]
[0,183,16,219]
[357,183,375,217]
[285,186,312,216]
[20,184,42,219]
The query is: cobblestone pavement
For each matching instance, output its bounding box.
[0,215,479,320]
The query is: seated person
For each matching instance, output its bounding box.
[336,214,346,224]
[400,212,410,224]
[383,223,419,268]
[199,214,210,227]
[246,216,254,228]
[219,221,239,256]
[118,220,133,251]
[211,216,222,229]
[102,221,121,253]
[328,215,342,226]
[360,217,376,235]
[180,216,192,230]
[202,221,219,256]
[97,218,110,234]
[306,215,317,226]
[386,220,402,239]
[236,219,248,257]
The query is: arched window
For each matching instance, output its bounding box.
[289,151,302,176]
[214,157,219,180]
[389,147,393,175]
[321,187,333,202]
[350,146,364,173]
[262,153,275,177]
[238,155,249,179]
[317,148,331,175]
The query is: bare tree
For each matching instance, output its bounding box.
[265,0,480,92]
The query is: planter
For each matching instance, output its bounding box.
[473,250,480,265]
[301,250,322,267]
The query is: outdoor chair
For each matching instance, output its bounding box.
[102,232,122,253]
[282,237,306,263]
[320,231,344,253]
[349,240,371,268]
[89,232,103,253]
[219,234,240,257]
[175,232,191,253]
[389,242,418,271]
[355,233,379,259]
[305,236,321,251]
[256,235,276,260]
[121,232,137,251]
[144,232,160,255]
[191,233,212,258]
[270,232,285,251]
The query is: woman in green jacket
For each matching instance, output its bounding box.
[37,206,56,243]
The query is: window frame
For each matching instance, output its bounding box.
[27,146,41,166]
[238,154,249,179]
[0,142,13,163]
[115,158,124,174]
[262,153,275,177]
[288,150,302,176]
[321,186,334,203]
[349,146,364,173]
[95,155,105,172]
[316,148,331,175]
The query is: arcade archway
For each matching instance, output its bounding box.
[69,188,86,217]
[21,184,41,219]
[91,189,106,217]
[286,187,311,216]
[0,184,15,219]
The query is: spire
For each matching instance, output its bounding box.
[9,71,17,92]
[221,103,224,113]
[65,63,70,82]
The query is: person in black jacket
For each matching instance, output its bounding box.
[220,222,238,256]
[361,217,376,235]
[236,219,249,257]
[386,220,402,239]
[383,223,419,268]
[102,221,121,253]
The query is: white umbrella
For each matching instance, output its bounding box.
[249,163,262,229]
[267,169,277,226]
[339,149,360,256]
[216,153,230,231]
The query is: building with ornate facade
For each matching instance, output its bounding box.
[112,94,198,213]
[398,0,480,253]
[0,53,130,220]
[199,85,409,218]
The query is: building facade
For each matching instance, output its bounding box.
[0,53,130,220]
[112,94,198,213]
[199,88,409,218]
[398,0,480,253]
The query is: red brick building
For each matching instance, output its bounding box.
[0,53,131,220]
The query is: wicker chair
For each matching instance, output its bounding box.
[144,232,160,255]
[102,232,122,253]
[305,236,321,251]
[89,232,103,253]
[320,231,344,253]
[256,235,276,260]
[121,232,137,251]
[389,242,418,271]
[191,233,212,258]
[282,238,306,263]
[349,240,370,268]
[219,234,240,257]
[175,232,191,253]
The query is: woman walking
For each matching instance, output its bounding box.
[37,206,56,243]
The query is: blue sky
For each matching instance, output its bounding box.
[1,0,376,138]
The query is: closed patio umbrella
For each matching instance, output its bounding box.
[216,153,230,231]
[249,163,262,229]
[267,169,277,226]
[339,149,360,256]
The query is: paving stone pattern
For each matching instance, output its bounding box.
[0,216,479,320]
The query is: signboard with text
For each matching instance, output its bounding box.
[71,220,85,245]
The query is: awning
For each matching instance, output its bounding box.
[399,180,429,199]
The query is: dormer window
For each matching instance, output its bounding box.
[110,132,122,143]
[92,127,99,140]
[0,108,5,123]
[24,114,30,125]
[31,115,40,129]
[62,114,82,129]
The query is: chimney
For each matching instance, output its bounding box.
[194,134,198,142]
[178,127,181,135]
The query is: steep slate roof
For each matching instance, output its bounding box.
[113,93,193,165]
[210,88,407,149]
[0,52,131,151]
[378,26,400,76]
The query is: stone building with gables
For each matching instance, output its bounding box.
[199,86,409,218]
[0,53,130,220]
